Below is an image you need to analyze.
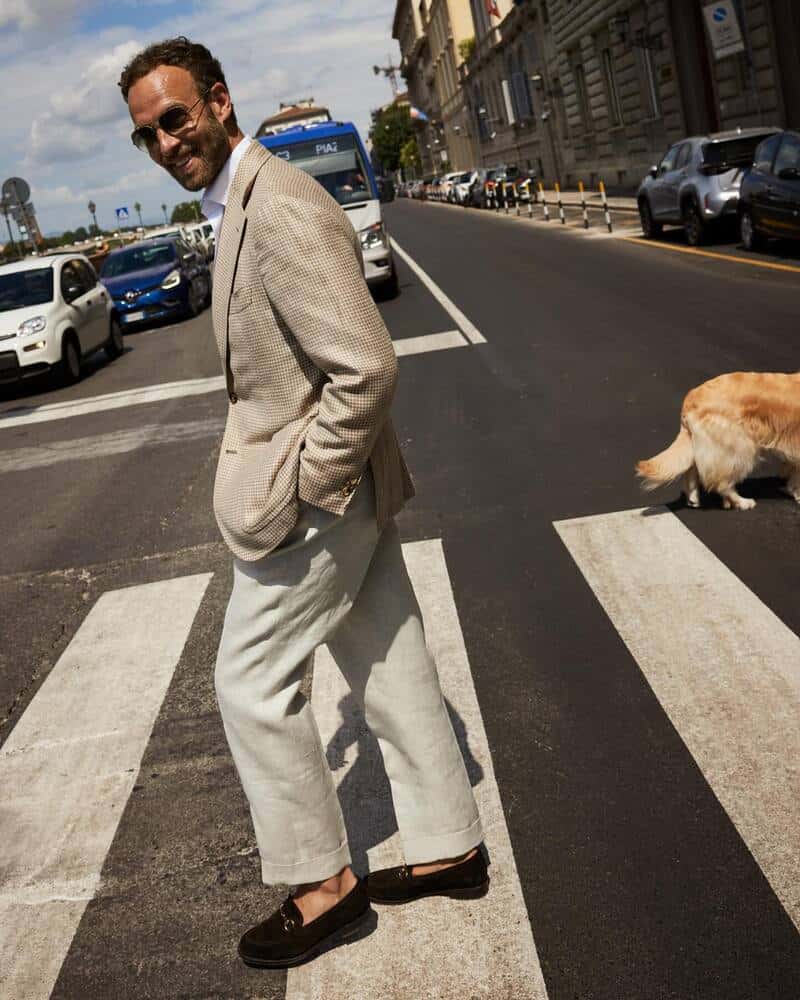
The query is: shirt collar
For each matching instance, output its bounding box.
[201,134,253,217]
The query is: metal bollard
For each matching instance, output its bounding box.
[554,182,566,224]
[504,181,510,215]
[578,181,589,229]
[515,182,521,217]
[599,181,613,233]
[527,180,534,218]
[538,182,550,221]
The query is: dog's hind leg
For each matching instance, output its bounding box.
[684,466,701,508]
[783,465,800,504]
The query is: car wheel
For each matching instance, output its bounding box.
[104,317,124,360]
[59,335,81,386]
[184,283,200,319]
[639,198,662,239]
[683,201,705,246]
[203,276,212,308]
[740,209,764,252]
[374,266,399,302]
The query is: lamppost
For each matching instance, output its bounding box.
[161,203,168,224]
[134,201,143,228]
[530,73,563,183]
[87,200,98,236]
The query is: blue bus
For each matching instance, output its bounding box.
[258,121,398,297]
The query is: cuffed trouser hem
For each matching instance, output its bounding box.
[401,815,484,866]
[260,839,352,887]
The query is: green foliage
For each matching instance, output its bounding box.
[74,226,88,241]
[399,137,422,173]
[171,200,201,223]
[458,36,476,63]
[371,105,415,173]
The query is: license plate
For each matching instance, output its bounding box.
[124,311,145,322]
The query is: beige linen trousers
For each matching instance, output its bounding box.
[212,142,481,884]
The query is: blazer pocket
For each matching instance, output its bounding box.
[229,284,252,314]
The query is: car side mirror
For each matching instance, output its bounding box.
[649,165,659,179]
[778,167,800,182]
[65,284,82,302]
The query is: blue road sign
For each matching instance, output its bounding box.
[115,206,130,222]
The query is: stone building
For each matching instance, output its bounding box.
[392,0,480,174]
[419,0,800,189]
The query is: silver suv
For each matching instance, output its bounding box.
[0,253,121,385]
[637,127,779,245]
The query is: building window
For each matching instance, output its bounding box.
[602,48,623,126]
[541,1,549,25]
[640,46,661,118]
[470,0,491,38]
[573,61,590,130]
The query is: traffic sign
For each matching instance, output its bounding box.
[2,177,31,205]
[115,206,130,222]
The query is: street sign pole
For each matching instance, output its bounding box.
[0,199,21,260]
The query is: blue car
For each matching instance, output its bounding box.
[99,236,211,328]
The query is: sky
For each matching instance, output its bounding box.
[0,0,401,235]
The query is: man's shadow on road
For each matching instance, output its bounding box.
[324,691,483,876]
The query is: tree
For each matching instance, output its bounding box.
[370,104,415,173]
[171,200,202,223]
[134,201,143,227]
[74,226,88,241]
[161,202,168,223]
[399,137,422,175]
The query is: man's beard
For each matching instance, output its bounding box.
[167,114,231,191]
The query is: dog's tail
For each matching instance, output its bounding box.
[636,425,694,490]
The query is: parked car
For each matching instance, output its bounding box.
[637,127,780,245]
[183,220,216,261]
[466,168,498,208]
[739,130,800,250]
[99,236,211,329]
[0,253,122,385]
[451,171,476,206]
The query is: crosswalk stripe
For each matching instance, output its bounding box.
[288,539,548,999]
[0,573,213,1000]
[554,507,800,932]
[0,417,226,473]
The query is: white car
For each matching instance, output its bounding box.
[0,254,122,385]
[184,220,216,261]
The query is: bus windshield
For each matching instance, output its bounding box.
[268,133,375,207]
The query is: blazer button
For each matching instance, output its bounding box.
[229,391,238,404]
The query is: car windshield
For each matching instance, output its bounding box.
[101,244,176,277]
[702,134,777,173]
[0,268,54,312]
[267,134,374,207]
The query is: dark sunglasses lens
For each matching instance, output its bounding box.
[132,127,156,151]
[160,107,191,133]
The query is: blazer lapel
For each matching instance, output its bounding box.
[211,141,271,360]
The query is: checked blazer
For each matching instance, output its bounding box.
[211,140,415,561]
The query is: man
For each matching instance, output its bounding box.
[119,37,487,969]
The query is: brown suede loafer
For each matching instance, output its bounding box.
[238,878,372,969]
[366,847,489,905]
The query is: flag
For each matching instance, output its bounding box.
[409,106,429,122]
[485,0,500,16]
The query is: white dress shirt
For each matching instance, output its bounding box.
[201,134,253,241]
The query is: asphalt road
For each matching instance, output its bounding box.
[2,199,799,1000]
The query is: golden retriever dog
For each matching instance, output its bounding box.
[636,372,800,510]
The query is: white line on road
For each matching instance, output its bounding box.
[393,329,468,356]
[0,573,213,1000]
[289,539,548,1000]
[0,417,226,473]
[390,238,487,345]
[0,328,478,433]
[554,507,800,932]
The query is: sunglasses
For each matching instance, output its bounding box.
[131,92,209,152]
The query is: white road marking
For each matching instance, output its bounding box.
[0,375,227,430]
[554,507,800,932]
[0,327,478,433]
[0,417,226,473]
[393,329,468,356]
[390,238,487,345]
[289,539,548,1000]
[0,573,213,1000]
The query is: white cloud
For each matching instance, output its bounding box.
[0,0,88,30]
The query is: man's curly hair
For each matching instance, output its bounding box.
[118,36,238,127]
